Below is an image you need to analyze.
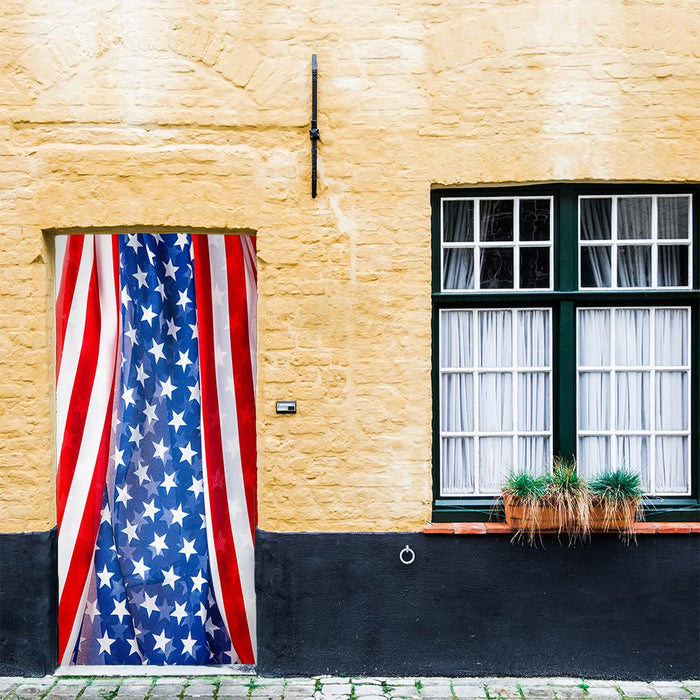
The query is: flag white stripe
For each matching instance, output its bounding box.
[54,235,67,300]
[207,235,257,656]
[58,237,119,598]
[56,238,94,459]
[241,237,257,396]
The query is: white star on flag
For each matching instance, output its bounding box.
[132,557,151,580]
[140,592,159,617]
[162,566,181,589]
[181,632,197,657]
[112,599,129,623]
[141,305,158,326]
[170,504,187,527]
[97,565,113,589]
[163,259,179,279]
[168,411,186,432]
[152,629,171,653]
[179,539,197,562]
[97,630,115,655]
[132,266,148,288]
[179,443,197,465]
[191,571,207,593]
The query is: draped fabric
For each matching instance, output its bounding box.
[440,309,551,496]
[577,307,690,494]
[55,233,257,666]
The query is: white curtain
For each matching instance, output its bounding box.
[441,309,551,495]
[578,307,689,494]
[443,248,474,290]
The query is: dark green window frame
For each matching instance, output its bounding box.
[431,183,700,522]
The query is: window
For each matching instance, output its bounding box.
[432,185,699,521]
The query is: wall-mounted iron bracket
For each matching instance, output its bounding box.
[310,54,320,198]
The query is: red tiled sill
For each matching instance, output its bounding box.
[423,522,700,535]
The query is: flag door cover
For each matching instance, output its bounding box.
[55,233,257,666]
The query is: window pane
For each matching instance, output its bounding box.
[519,373,550,431]
[480,248,513,289]
[441,374,474,432]
[579,372,610,431]
[655,308,688,366]
[656,372,688,430]
[617,436,650,491]
[440,311,473,367]
[616,372,649,430]
[517,310,550,367]
[580,198,612,240]
[618,197,651,240]
[518,437,550,473]
[443,200,474,242]
[658,245,689,287]
[658,196,690,240]
[443,248,474,289]
[519,247,550,288]
[479,437,512,493]
[578,436,610,478]
[480,200,513,241]
[479,310,512,367]
[656,437,689,494]
[520,199,550,241]
[441,438,474,495]
[615,309,649,365]
[618,245,651,287]
[479,373,513,431]
[580,246,611,287]
[578,309,610,366]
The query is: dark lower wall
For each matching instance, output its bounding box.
[256,531,700,680]
[0,528,57,676]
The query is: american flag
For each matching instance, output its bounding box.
[55,232,257,665]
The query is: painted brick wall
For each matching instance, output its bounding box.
[0,0,698,533]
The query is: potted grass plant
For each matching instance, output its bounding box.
[589,469,644,535]
[500,461,643,544]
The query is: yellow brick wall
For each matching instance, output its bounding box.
[0,0,698,533]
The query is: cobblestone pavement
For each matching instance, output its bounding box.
[0,676,698,700]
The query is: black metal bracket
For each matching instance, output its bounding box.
[310,54,320,198]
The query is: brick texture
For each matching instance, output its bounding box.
[0,1,698,533]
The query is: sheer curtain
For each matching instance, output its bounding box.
[577,307,689,494]
[441,309,551,495]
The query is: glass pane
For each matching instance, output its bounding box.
[520,199,550,241]
[616,372,649,430]
[579,372,610,431]
[615,308,649,365]
[617,436,650,491]
[443,200,474,242]
[479,373,513,431]
[580,246,611,287]
[658,245,689,287]
[578,436,610,478]
[618,197,651,240]
[480,200,513,241]
[441,374,474,432]
[618,245,651,287]
[479,310,512,367]
[518,437,550,473]
[655,437,689,494]
[519,373,550,431]
[440,311,473,368]
[517,310,550,367]
[656,372,688,430]
[578,309,610,366]
[580,198,612,240]
[658,196,690,240]
[480,248,514,289]
[655,308,688,366]
[479,437,513,493]
[519,247,550,288]
[441,437,474,495]
[443,248,474,290]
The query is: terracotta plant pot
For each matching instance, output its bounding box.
[589,498,638,531]
[502,492,559,532]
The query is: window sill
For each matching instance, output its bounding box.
[423,522,700,535]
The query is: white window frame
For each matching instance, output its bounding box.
[578,194,693,291]
[440,196,554,293]
[439,307,554,497]
[576,306,692,496]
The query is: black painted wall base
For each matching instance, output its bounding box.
[0,528,57,677]
[256,531,700,680]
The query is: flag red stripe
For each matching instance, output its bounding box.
[224,236,257,538]
[193,235,255,664]
[57,235,120,663]
[56,245,102,527]
[55,235,84,377]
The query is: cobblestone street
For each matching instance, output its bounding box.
[0,676,698,700]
